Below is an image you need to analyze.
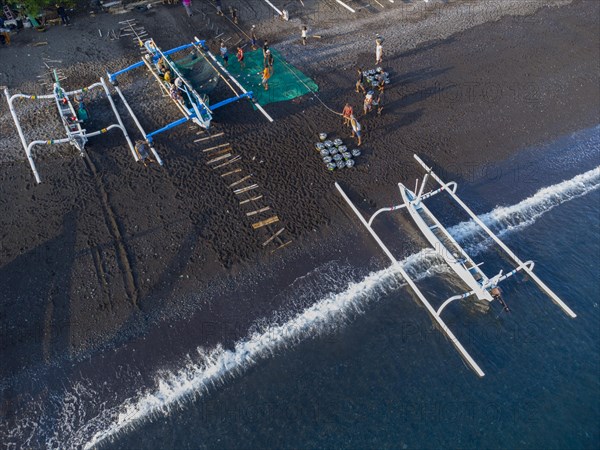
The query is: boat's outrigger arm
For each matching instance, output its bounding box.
[367,175,457,227]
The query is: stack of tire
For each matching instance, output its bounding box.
[315,134,361,171]
[364,67,390,88]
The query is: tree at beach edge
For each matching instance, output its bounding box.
[5,0,76,18]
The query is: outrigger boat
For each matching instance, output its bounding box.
[106,36,273,164]
[336,154,576,377]
[4,71,136,183]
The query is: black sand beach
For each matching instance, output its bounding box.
[0,0,599,436]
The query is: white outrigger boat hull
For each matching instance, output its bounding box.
[399,182,494,303]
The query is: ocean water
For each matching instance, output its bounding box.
[2,126,599,449]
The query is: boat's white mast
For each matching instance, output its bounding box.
[416,173,429,201]
[413,154,577,318]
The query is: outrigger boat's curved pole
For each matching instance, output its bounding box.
[335,182,486,377]
[367,183,458,227]
[436,260,535,315]
[368,204,406,227]
[413,154,577,318]
[4,88,43,183]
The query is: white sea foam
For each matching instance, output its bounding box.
[449,166,600,255]
[78,166,600,449]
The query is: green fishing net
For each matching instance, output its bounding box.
[224,48,319,105]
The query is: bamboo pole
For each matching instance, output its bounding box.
[234,184,259,195]
[229,174,252,188]
[210,147,232,157]
[221,168,242,177]
[246,206,270,217]
[271,241,292,253]
[202,142,230,152]
[213,155,240,169]
[262,228,285,246]
[195,132,224,142]
[206,153,231,164]
[252,215,279,229]
[239,195,262,205]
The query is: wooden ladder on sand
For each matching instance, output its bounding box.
[198,129,293,253]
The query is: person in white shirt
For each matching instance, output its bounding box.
[375,37,383,64]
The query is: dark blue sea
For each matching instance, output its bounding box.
[3,126,599,449]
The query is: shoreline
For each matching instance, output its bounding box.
[0,0,599,442]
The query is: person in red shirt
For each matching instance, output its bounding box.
[342,103,353,127]
[236,46,245,68]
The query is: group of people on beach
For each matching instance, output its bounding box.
[340,37,386,146]
[175,2,380,143]
[156,57,187,103]
[217,27,274,91]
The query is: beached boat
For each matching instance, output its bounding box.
[4,72,136,183]
[107,36,272,148]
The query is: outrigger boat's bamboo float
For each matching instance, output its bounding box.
[336,154,576,377]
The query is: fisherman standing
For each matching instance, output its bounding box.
[262,40,270,65]
[266,49,274,73]
[342,103,353,127]
[251,26,257,49]
[230,6,238,24]
[375,86,384,116]
[375,36,383,64]
[220,40,229,67]
[350,115,362,146]
[355,68,366,94]
[56,4,70,26]
[236,46,245,68]
[261,66,271,91]
[363,91,374,116]
[301,26,307,46]
[215,0,224,16]
[182,0,193,17]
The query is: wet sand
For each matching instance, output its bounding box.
[0,0,598,415]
